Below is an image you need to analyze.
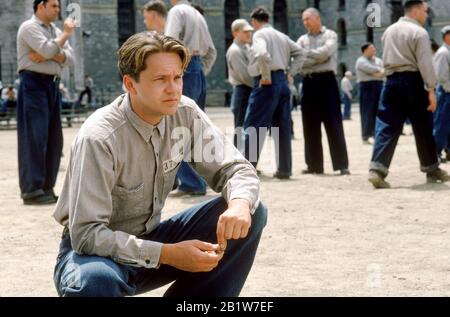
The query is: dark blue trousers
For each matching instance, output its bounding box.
[176,56,207,193]
[243,70,292,175]
[231,84,252,149]
[53,197,267,297]
[359,81,383,140]
[434,86,450,155]
[341,93,352,119]
[301,72,349,173]
[17,70,63,199]
[370,72,439,176]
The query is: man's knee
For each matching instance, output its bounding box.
[59,259,130,297]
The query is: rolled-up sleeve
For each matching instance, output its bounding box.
[306,31,337,63]
[187,109,260,214]
[356,58,382,74]
[21,24,60,59]
[68,136,162,268]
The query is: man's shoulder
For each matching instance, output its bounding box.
[18,19,36,34]
[436,45,450,59]
[323,27,337,37]
[77,96,128,143]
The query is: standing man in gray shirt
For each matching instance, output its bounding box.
[243,7,306,180]
[433,25,450,163]
[165,0,217,196]
[16,0,75,205]
[297,8,350,176]
[355,43,385,144]
[369,0,449,188]
[226,19,254,151]
[52,31,266,297]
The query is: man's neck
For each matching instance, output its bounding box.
[35,13,51,26]
[129,96,162,126]
[309,26,322,35]
[404,14,421,25]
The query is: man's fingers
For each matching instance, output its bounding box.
[216,218,226,251]
[232,223,243,239]
[240,225,250,239]
[192,240,218,252]
[224,221,234,240]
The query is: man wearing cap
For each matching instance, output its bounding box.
[16,0,75,205]
[226,19,254,150]
[355,43,385,144]
[243,7,306,180]
[143,0,167,33]
[165,0,217,196]
[368,0,449,188]
[433,25,450,163]
[296,8,350,176]
[340,71,353,120]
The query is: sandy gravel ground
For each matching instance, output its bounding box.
[1,106,449,297]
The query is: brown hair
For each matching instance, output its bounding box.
[117,31,190,82]
[143,0,167,18]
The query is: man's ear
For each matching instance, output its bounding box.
[123,75,137,95]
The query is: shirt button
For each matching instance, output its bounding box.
[145,259,150,265]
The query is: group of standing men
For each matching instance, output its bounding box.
[227,0,449,188]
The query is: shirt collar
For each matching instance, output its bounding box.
[444,43,450,51]
[32,14,53,29]
[400,16,422,27]
[122,94,165,142]
[308,26,327,36]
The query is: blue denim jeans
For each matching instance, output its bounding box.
[231,85,252,150]
[433,86,450,155]
[243,70,292,174]
[53,197,267,297]
[359,81,383,140]
[370,72,439,176]
[301,72,349,173]
[17,71,63,198]
[341,93,352,119]
[176,56,207,193]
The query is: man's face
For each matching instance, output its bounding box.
[302,12,320,33]
[366,44,376,58]
[128,52,183,121]
[444,33,450,46]
[415,3,428,26]
[234,29,252,44]
[41,0,60,22]
[143,10,166,33]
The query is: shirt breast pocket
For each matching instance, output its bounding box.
[111,183,144,218]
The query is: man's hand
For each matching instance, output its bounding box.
[159,240,223,272]
[52,53,66,64]
[216,199,252,253]
[29,51,46,63]
[259,79,272,86]
[427,89,437,113]
[63,17,76,36]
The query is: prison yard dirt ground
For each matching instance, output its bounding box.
[1,106,450,297]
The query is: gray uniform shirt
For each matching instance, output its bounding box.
[226,39,253,88]
[248,24,305,81]
[296,26,338,75]
[340,77,353,98]
[355,55,384,82]
[53,94,260,269]
[433,43,450,93]
[381,16,437,90]
[165,0,217,75]
[17,15,73,76]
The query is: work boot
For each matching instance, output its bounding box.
[368,170,390,189]
[426,168,450,183]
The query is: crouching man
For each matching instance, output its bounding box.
[52,31,266,297]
